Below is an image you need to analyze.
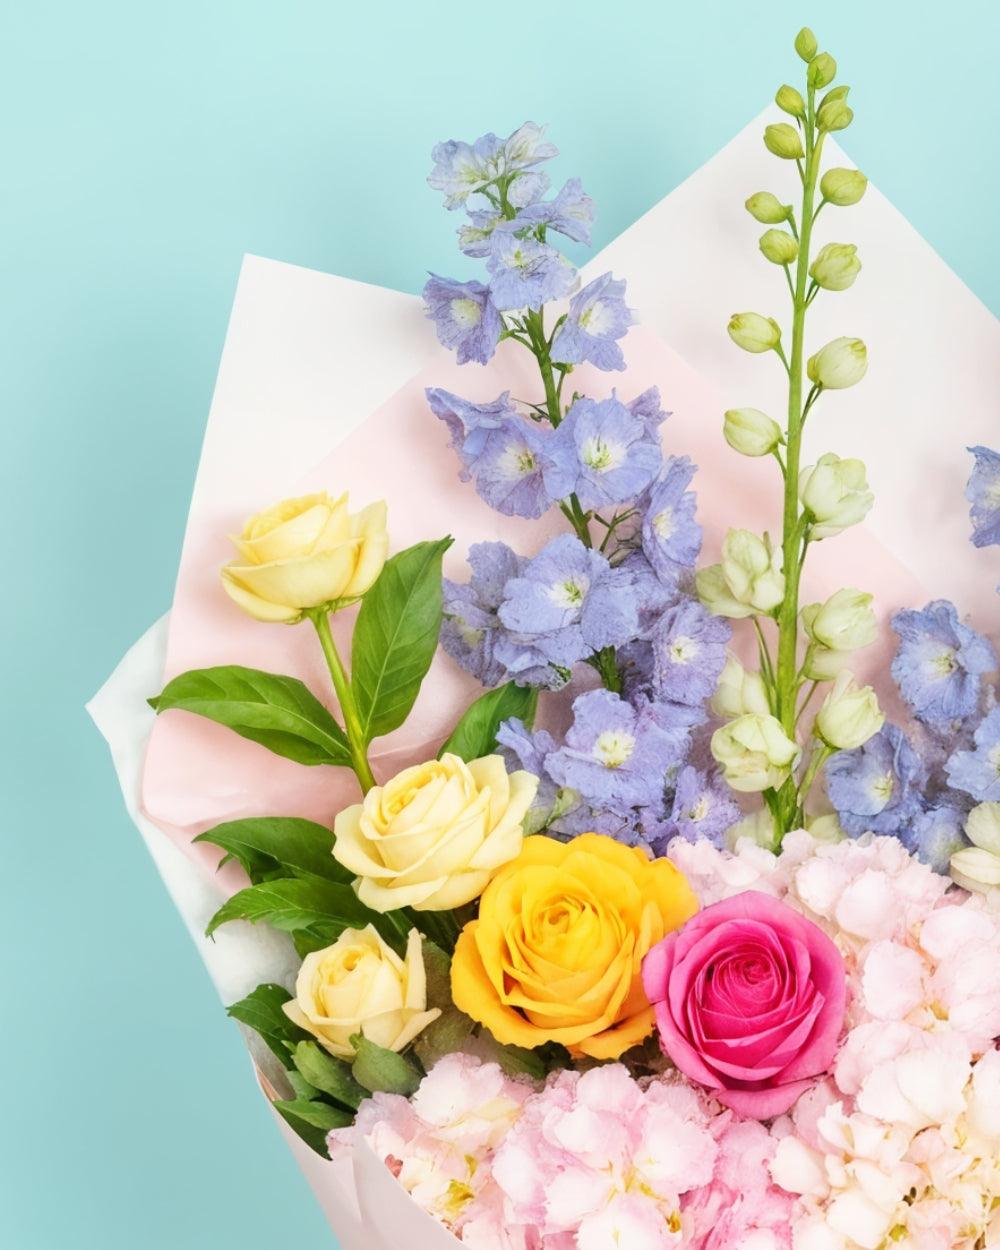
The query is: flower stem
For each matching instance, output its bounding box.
[309,610,377,794]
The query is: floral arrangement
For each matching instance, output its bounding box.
[146,26,1000,1250]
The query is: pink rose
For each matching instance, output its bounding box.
[642,890,847,1118]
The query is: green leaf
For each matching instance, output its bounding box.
[439,682,538,762]
[351,1036,422,1096]
[194,817,350,886]
[272,1098,352,1156]
[206,878,376,940]
[413,1008,475,1071]
[352,538,452,744]
[226,983,309,1066]
[287,1070,322,1101]
[150,665,352,767]
[292,1042,365,1110]
[477,1030,547,1081]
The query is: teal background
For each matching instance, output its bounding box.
[4,1,999,1246]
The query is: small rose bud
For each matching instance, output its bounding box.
[728,312,782,354]
[764,123,805,160]
[810,243,862,292]
[807,336,868,389]
[815,671,884,750]
[818,99,853,133]
[759,229,798,266]
[724,407,784,457]
[712,655,772,719]
[808,52,837,89]
[801,588,877,652]
[711,714,801,793]
[795,27,818,62]
[821,167,868,206]
[776,84,806,118]
[745,192,793,224]
[799,452,874,539]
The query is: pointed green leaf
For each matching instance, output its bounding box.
[292,1042,365,1110]
[194,817,350,885]
[352,538,452,744]
[439,682,538,762]
[413,1008,475,1071]
[272,1098,352,1155]
[350,1036,422,1096]
[226,983,309,1066]
[150,665,352,766]
[206,878,374,940]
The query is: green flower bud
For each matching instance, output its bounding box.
[807,337,868,389]
[815,671,884,750]
[727,312,782,354]
[820,85,850,108]
[820,167,868,207]
[745,192,792,224]
[759,229,798,266]
[817,99,853,133]
[723,408,784,457]
[764,123,804,160]
[775,84,806,119]
[799,452,874,539]
[795,27,818,62]
[801,588,877,652]
[711,714,800,793]
[808,52,837,89]
[810,242,862,291]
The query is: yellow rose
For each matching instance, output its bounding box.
[451,833,698,1060]
[282,925,439,1059]
[221,491,388,623]
[333,754,538,912]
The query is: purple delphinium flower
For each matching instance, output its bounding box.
[515,177,595,244]
[627,387,670,439]
[428,133,504,209]
[966,445,1000,548]
[891,600,997,728]
[946,706,1000,801]
[496,717,560,813]
[826,724,927,837]
[422,276,501,364]
[903,804,969,874]
[543,396,661,509]
[469,417,554,519]
[496,534,639,675]
[641,457,702,587]
[615,553,677,632]
[426,388,512,473]
[551,272,634,371]
[650,597,730,706]
[546,689,690,809]
[668,765,742,847]
[507,171,550,209]
[485,234,577,311]
[499,122,559,173]
[457,210,503,258]
[440,542,524,687]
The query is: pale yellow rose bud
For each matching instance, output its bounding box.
[801,588,877,652]
[759,229,799,266]
[221,491,389,623]
[745,192,792,225]
[712,654,772,719]
[951,802,1000,891]
[776,84,806,118]
[807,337,868,389]
[821,168,868,206]
[724,407,783,457]
[795,27,818,62]
[333,753,538,912]
[282,926,440,1059]
[808,52,837,89]
[815,671,884,750]
[711,714,801,793]
[818,99,853,133]
[728,312,782,354]
[799,453,874,539]
[764,123,805,160]
[810,243,862,292]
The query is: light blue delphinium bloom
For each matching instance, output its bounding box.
[496,534,639,673]
[507,171,551,208]
[946,706,1000,801]
[626,387,671,439]
[966,445,1000,548]
[515,177,595,244]
[426,387,512,472]
[890,600,997,728]
[903,804,970,874]
[542,396,661,509]
[546,688,693,809]
[428,133,504,209]
[650,597,731,706]
[640,456,702,586]
[551,272,633,371]
[422,275,502,364]
[496,717,560,812]
[485,233,578,311]
[457,210,504,258]
[467,417,554,519]
[440,542,525,687]
[826,724,927,837]
[499,121,559,174]
[668,765,742,847]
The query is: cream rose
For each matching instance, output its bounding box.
[282,925,439,1059]
[221,491,388,623]
[333,753,539,912]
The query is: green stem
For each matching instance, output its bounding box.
[796,742,832,822]
[310,611,377,793]
[593,646,623,694]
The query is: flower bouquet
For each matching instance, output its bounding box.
[93,26,1000,1250]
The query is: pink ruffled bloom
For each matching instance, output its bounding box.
[643,891,847,1117]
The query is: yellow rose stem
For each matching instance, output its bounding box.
[307,608,377,794]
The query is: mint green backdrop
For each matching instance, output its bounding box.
[4,1,998,1246]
